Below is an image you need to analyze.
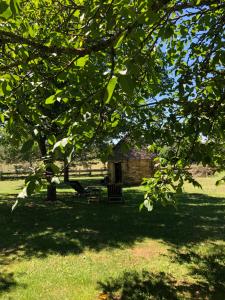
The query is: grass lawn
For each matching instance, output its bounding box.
[0,174,224,300]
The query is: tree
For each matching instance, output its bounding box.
[0,0,224,206]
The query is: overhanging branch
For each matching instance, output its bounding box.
[0,0,174,60]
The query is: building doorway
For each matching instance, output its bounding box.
[114,162,122,183]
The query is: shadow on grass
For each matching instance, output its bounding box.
[170,242,225,300]
[0,272,18,295]
[0,179,224,261]
[98,242,225,300]
[98,264,225,300]
[98,270,178,300]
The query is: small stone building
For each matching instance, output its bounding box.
[108,140,155,186]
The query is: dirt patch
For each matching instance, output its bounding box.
[130,241,167,259]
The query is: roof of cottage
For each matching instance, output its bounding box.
[109,139,154,161]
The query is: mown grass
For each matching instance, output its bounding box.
[0,174,224,300]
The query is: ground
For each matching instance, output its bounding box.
[0,174,224,300]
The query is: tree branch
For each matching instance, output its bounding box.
[0,0,174,61]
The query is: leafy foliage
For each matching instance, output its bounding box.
[0,127,40,164]
[0,0,224,206]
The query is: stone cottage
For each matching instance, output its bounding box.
[108,140,155,186]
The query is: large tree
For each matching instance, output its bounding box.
[0,0,224,206]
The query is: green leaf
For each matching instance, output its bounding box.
[53,138,69,151]
[0,4,12,19]
[0,0,20,19]
[111,119,119,127]
[26,180,37,195]
[119,75,134,96]
[0,1,9,15]
[45,94,56,105]
[75,55,89,67]
[1,80,11,95]
[84,130,94,138]
[139,203,144,211]
[28,24,36,37]
[159,25,174,39]
[10,0,20,16]
[104,76,118,104]
[67,148,74,164]
[0,113,4,123]
[12,199,19,211]
[45,89,62,104]
[51,176,60,184]
[114,31,126,49]
[143,199,153,212]
[17,186,28,199]
[48,135,56,145]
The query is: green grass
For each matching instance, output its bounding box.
[0,175,224,300]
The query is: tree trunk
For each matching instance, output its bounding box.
[45,166,57,202]
[38,135,57,202]
[64,163,69,183]
[46,183,57,202]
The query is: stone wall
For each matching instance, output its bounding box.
[108,159,154,185]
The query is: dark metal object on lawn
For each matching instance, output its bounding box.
[107,184,124,203]
[66,180,101,203]
[67,180,86,195]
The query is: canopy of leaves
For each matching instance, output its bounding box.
[0,0,224,207]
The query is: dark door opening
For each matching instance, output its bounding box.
[114,162,122,183]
